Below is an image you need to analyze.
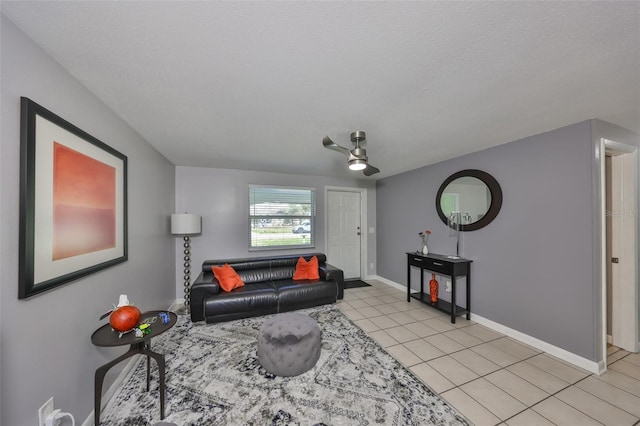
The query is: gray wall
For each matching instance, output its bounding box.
[377,121,600,360]
[175,166,376,294]
[1,16,176,425]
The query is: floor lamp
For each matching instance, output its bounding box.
[171,213,202,314]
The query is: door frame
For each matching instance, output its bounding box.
[325,186,368,279]
[598,138,639,370]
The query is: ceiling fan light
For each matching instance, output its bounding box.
[348,159,367,171]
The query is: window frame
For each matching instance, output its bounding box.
[248,185,316,251]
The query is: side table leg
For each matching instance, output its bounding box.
[146,350,151,392]
[94,366,106,426]
[94,347,139,425]
[142,348,167,420]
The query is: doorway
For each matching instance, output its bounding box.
[326,187,366,280]
[602,139,638,361]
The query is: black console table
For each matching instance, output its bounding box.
[406,252,472,323]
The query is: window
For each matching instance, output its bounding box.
[249,185,316,250]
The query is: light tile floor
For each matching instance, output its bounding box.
[337,279,640,426]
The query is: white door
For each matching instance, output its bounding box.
[327,190,361,279]
[609,152,638,352]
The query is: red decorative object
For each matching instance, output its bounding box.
[109,305,141,332]
[429,273,439,305]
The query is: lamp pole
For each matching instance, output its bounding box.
[171,213,202,314]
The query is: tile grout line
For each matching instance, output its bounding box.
[437,352,558,423]
[350,310,556,423]
[345,285,640,425]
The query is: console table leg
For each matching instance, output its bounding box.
[466,273,471,320]
[407,262,411,302]
[451,276,457,324]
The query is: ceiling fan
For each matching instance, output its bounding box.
[322,131,380,176]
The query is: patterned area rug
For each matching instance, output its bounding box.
[100,304,470,425]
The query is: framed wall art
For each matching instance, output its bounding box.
[19,97,128,299]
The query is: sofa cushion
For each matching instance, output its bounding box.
[274,279,336,309]
[293,256,320,280]
[268,266,297,281]
[201,253,328,273]
[212,264,245,292]
[202,257,273,273]
[270,253,327,268]
[203,282,278,316]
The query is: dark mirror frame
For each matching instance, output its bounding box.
[436,169,503,231]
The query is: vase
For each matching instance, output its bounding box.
[429,273,439,304]
[422,244,429,255]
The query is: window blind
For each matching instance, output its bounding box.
[248,185,316,250]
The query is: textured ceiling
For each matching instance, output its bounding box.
[2,1,639,179]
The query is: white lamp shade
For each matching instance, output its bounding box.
[171,213,201,235]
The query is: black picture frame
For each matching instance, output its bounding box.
[19,97,128,299]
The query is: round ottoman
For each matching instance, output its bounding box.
[257,312,321,377]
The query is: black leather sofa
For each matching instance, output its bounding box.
[190,253,344,323]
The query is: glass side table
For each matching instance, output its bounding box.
[91,310,177,425]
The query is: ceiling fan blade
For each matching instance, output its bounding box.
[363,164,380,176]
[322,135,350,156]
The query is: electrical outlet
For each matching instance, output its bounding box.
[445,280,452,293]
[369,262,375,270]
[38,397,54,426]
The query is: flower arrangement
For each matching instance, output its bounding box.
[418,230,431,254]
[419,230,431,246]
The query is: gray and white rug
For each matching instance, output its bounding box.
[100,304,470,425]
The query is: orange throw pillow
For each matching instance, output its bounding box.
[293,256,320,281]
[212,264,245,292]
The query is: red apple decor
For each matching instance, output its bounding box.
[109,305,141,332]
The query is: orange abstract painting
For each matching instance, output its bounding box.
[52,142,116,260]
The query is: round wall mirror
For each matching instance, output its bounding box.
[436,169,502,231]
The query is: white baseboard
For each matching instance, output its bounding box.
[470,313,601,375]
[170,299,185,311]
[367,274,406,292]
[368,275,602,375]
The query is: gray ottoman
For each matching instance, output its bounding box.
[257,312,321,377]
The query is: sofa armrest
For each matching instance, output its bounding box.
[319,263,344,300]
[190,270,220,322]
